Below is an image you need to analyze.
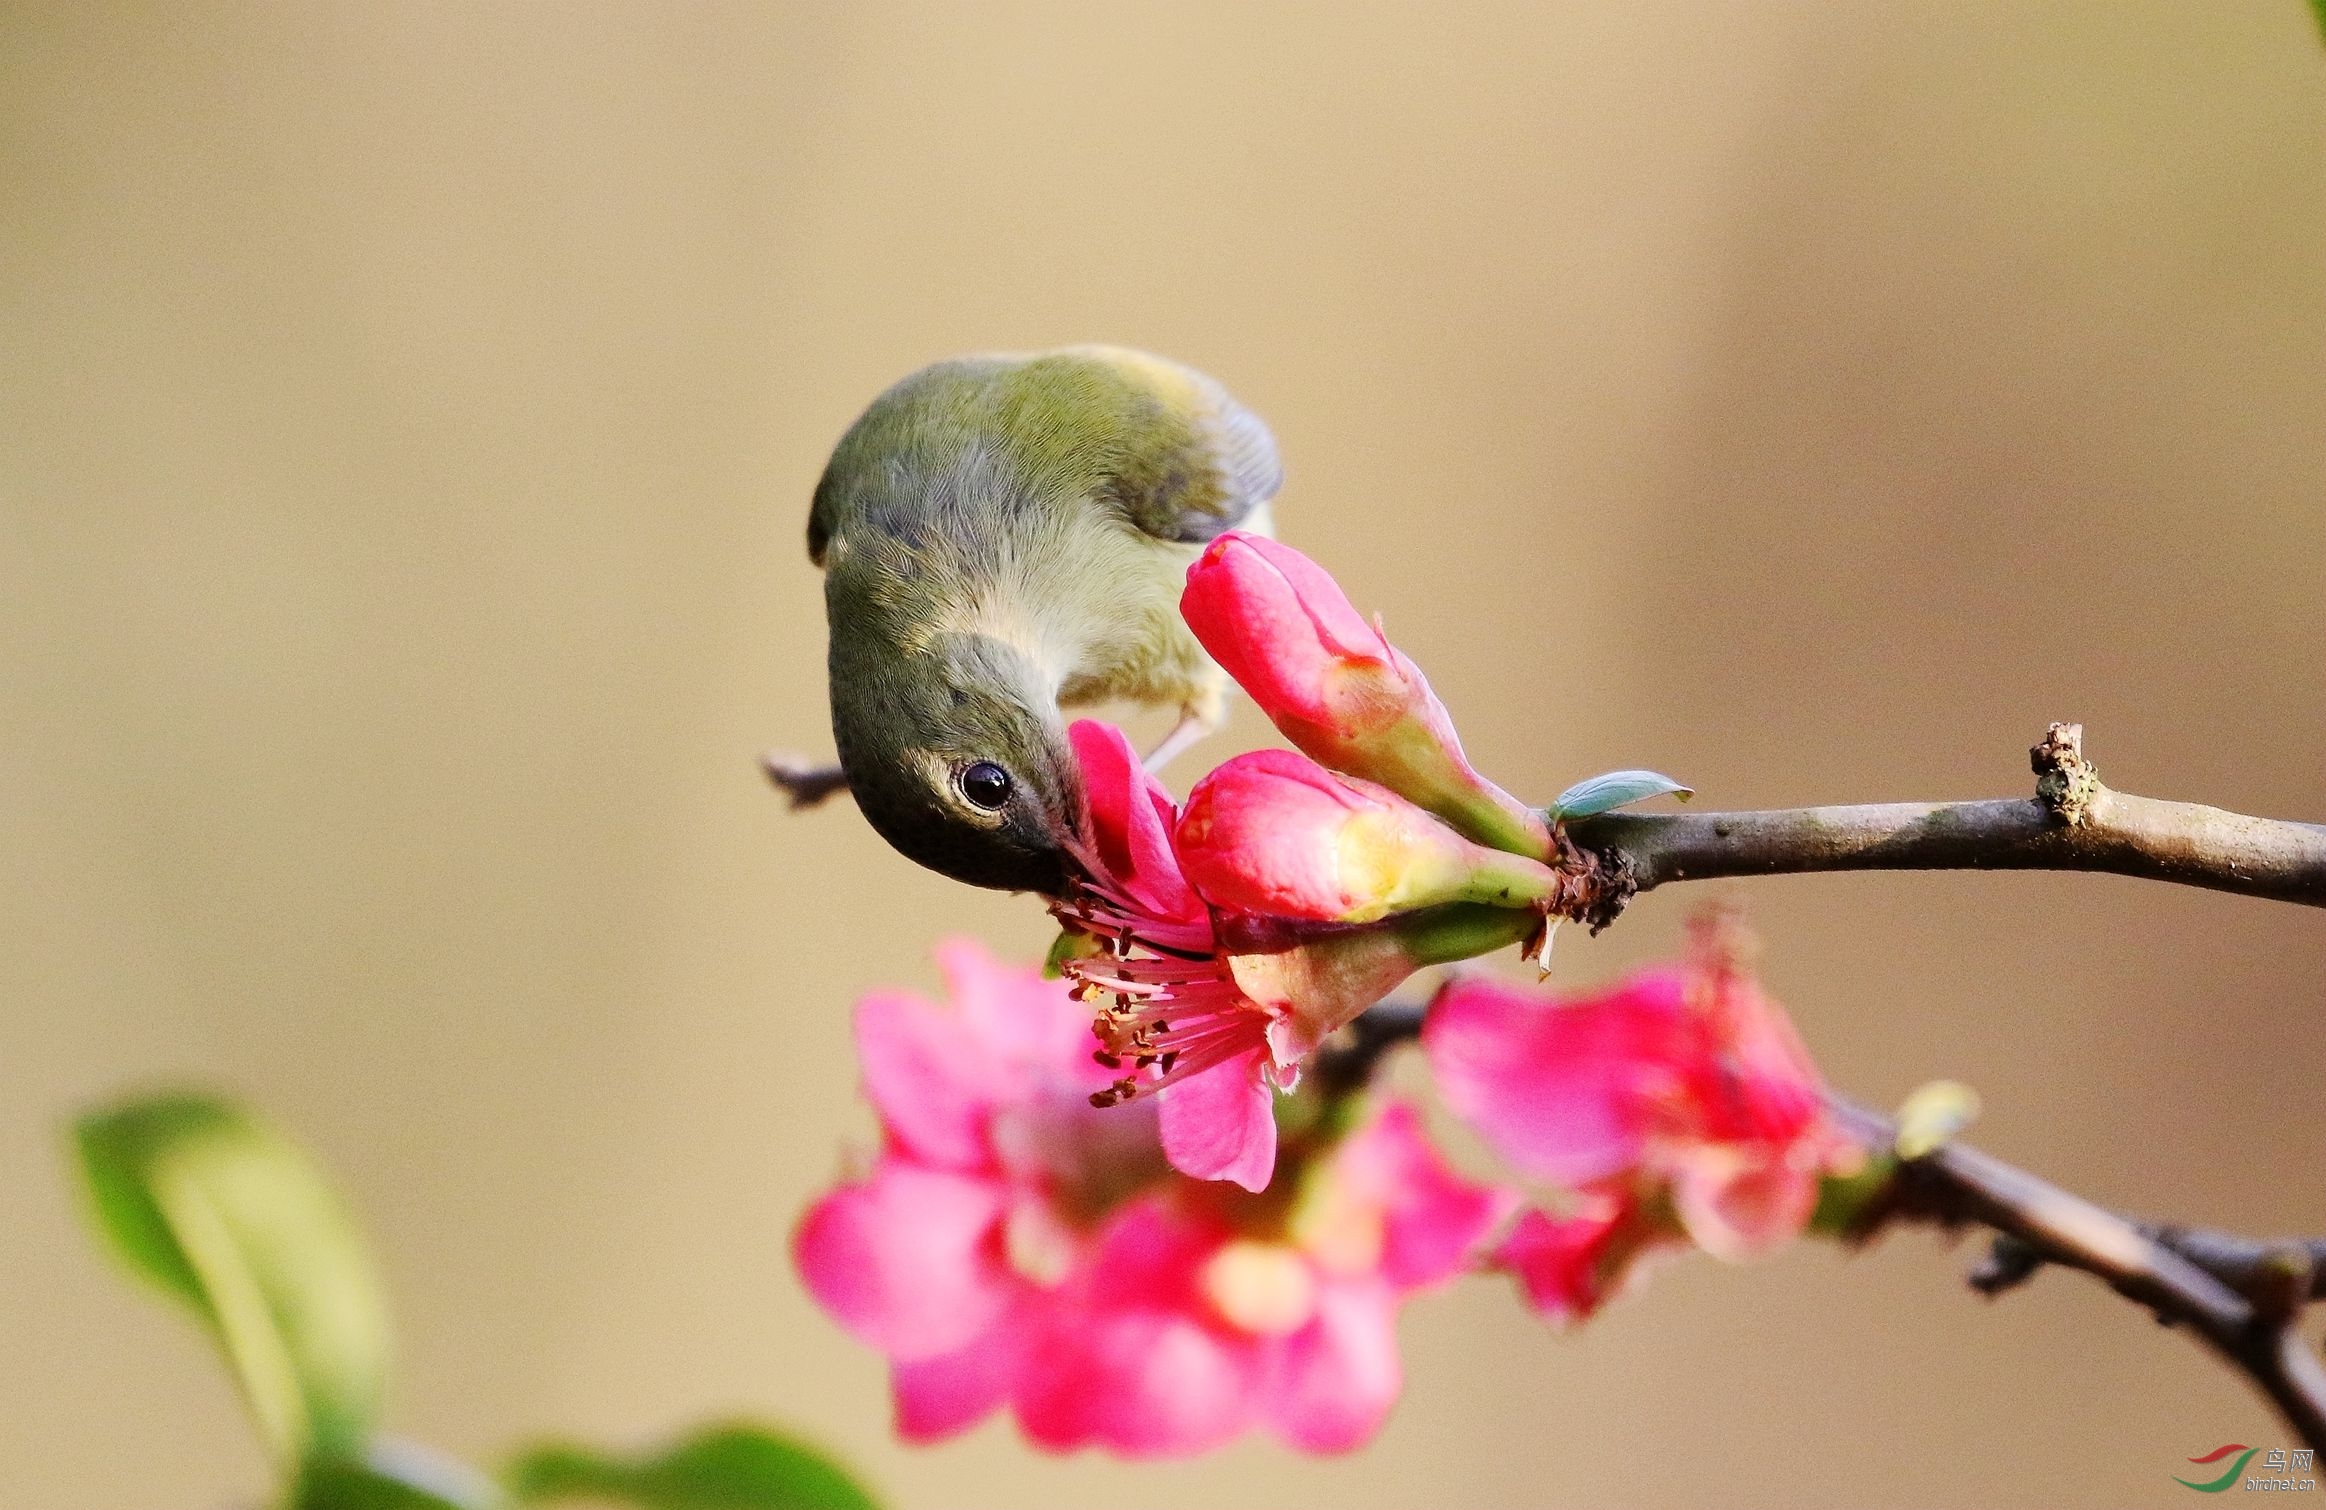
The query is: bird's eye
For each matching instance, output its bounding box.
[958,761,1013,811]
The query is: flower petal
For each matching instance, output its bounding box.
[935,935,1095,1085]
[853,987,994,1170]
[1014,1202,1263,1458]
[1160,1049,1279,1193]
[1069,719,1205,925]
[1668,1146,1822,1261]
[892,1311,1027,1442]
[1024,1309,1260,1458]
[1424,970,1693,1184]
[1494,1201,1637,1328]
[1341,1102,1517,1290]
[1266,1280,1403,1453]
[793,1162,1011,1361]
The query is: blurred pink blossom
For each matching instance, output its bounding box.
[794,939,1511,1456]
[1425,915,1849,1307]
[1490,1191,1673,1329]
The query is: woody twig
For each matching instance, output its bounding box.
[1559,723,2326,927]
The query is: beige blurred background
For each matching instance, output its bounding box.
[4,3,2323,1506]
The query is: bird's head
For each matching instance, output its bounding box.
[826,625,1084,895]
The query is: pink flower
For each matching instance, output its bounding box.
[1180,533,1551,860]
[795,945,1513,1457]
[793,940,1168,1432]
[1424,968,1699,1188]
[1057,721,1533,1192]
[1064,717,1212,956]
[1053,719,1279,1190]
[1424,914,1846,1271]
[1176,747,1567,925]
[1021,1103,1514,1457]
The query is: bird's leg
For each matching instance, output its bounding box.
[1141,705,1218,775]
[760,751,852,810]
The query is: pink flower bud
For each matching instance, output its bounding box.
[1176,748,1565,925]
[1181,534,1551,859]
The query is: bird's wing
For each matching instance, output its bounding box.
[1012,346,1283,545]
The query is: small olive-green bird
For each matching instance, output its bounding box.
[768,347,1282,894]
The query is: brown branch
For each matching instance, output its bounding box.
[1973,1228,2326,1307]
[758,751,853,810]
[1331,1004,2326,1450]
[1561,723,2326,924]
[1311,999,1428,1098]
[1833,1098,2326,1453]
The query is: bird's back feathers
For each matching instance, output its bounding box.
[810,346,1281,716]
[809,346,1280,567]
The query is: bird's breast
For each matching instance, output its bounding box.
[913,511,1214,713]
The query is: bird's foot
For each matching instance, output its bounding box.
[760,751,852,810]
[1141,708,1217,775]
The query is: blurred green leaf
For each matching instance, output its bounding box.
[506,1424,878,1510]
[300,1444,503,1510]
[1549,769,1694,820]
[73,1092,390,1472]
[1808,1151,1899,1237]
[2312,0,2325,47]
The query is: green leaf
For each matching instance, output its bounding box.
[300,1444,503,1510]
[506,1424,878,1510]
[73,1092,391,1472]
[1549,769,1695,820]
